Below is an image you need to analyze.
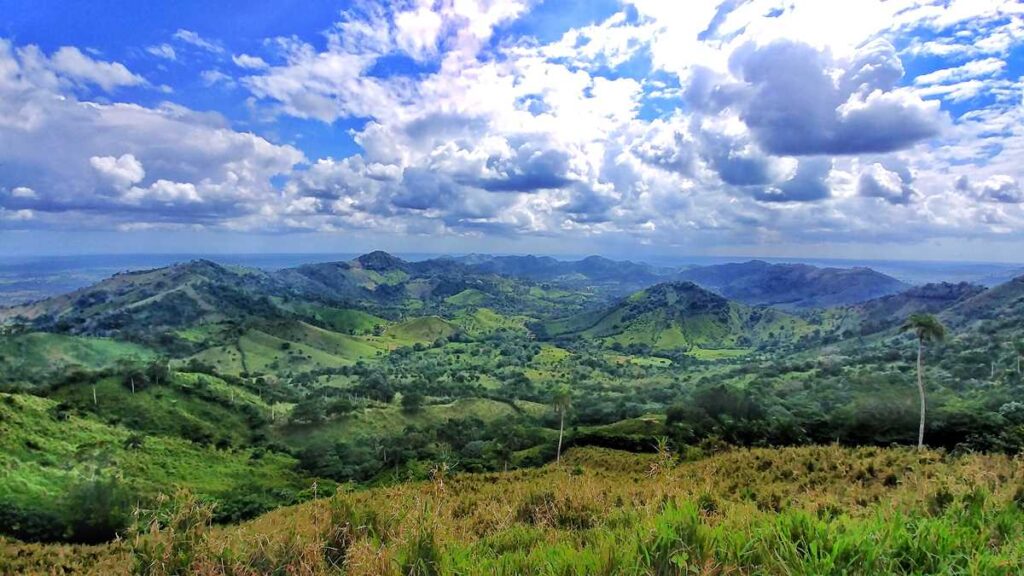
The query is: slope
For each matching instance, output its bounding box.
[539,281,810,354]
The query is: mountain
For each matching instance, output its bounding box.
[0,252,600,340]
[675,260,909,309]
[814,281,986,337]
[455,254,667,296]
[0,259,280,336]
[537,281,810,354]
[941,274,1024,330]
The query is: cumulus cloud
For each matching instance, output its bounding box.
[47,46,146,91]
[857,162,916,205]
[958,175,1023,204]
[730,39,944,156]
[90,154,146,189]
[0,39,303,228]
[5,0,1024,251]
[755,158,832,203]
[232,54,268,70]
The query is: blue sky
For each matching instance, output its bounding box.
[0,0,1023,261]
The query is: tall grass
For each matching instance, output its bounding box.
[6,445,1024,575]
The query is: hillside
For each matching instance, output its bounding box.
[6,445,1024,575]
[458,254,666,296]
[539,281,810,355]
[941,274,1024,330]
[814,281,986,337]
[676,260,909,309]
[0,260,280,338]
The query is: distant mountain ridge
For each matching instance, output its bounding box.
[0,252,596,337]
[813,281,986,337]
[453,254,910,310]
[675,260,909,310]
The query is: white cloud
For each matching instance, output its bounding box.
[0,39,304,229]
[913,57,1006,86]
[147,44,177,61]
[48,46,146,91]
[90,154,146,189]
[173,29,224,54]
[11,187,36,198]
[232,53,268,70]
[5,0,1024,252]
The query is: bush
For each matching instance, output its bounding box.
[62,474,133,544]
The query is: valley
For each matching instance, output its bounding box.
[2,251,1024,573]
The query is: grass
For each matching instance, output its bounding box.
[285,304,386,335]
[0,391,308,538]
[279,397,525,449]
[383,316,457,344]
[186,323,383,376]
[49,373,266,446]
[8,445,1024,574]
[0,333,154,386]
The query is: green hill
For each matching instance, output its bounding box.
[0,392,309,543]
[0,332,154,389]
[540,282,810,354]
[383,316,457,344]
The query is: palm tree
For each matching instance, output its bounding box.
[900,314,946,449]
[552,387,572,464]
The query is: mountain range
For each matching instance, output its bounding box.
[4,251,1019,361]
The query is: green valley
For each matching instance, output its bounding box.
[2,251,1024,574]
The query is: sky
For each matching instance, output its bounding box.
[0,0,1023,261]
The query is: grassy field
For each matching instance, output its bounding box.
[0,392,309,541]
[279,397,530,448]
[0,333,155,387]
[6,445,1024,574]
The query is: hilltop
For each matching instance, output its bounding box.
[538,281,810,356]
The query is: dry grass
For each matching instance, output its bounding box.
[4,445,1023,575]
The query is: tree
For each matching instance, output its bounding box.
[900,314,946,449]
[119,363,147,395]
[290,396,326,425]
[401,391,425,414]
[1015,339,1024,375]
[146,358,170,387]
[552,386,572,464]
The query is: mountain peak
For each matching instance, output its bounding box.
[354,251,407,271]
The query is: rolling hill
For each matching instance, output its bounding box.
[538,281,810,354]
[0,260,281,337]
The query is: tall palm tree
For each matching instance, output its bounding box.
[900,314,946,449]
[552,387,572,464]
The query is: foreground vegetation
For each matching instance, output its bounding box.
[4,446,1024,575]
